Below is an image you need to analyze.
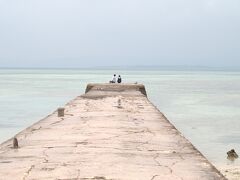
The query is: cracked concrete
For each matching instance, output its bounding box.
[0,84,226,179]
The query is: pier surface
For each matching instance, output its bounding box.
[0,84,225,180]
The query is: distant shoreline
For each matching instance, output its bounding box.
[1,66,240,72]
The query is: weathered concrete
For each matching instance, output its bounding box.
[0,84,226,180]
[57,108,65,117]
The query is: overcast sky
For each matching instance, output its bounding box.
[0,0,239,68]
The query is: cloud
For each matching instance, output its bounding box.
[0,0,239,68]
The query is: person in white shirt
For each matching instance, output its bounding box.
[111,74,117,83]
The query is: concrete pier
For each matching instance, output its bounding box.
[0,84,226,179]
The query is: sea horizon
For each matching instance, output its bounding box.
[1,65,240,72]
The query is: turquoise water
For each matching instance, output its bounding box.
[0,69,240,168]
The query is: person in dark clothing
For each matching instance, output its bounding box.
[117,75,122,83]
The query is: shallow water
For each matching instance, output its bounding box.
[0,69,240,168]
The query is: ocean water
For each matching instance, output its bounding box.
[0,69,240,168]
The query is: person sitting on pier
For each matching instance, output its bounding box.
[110,74,117,83]
[117,75,122,83]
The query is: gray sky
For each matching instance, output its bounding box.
[0,0,239,68]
